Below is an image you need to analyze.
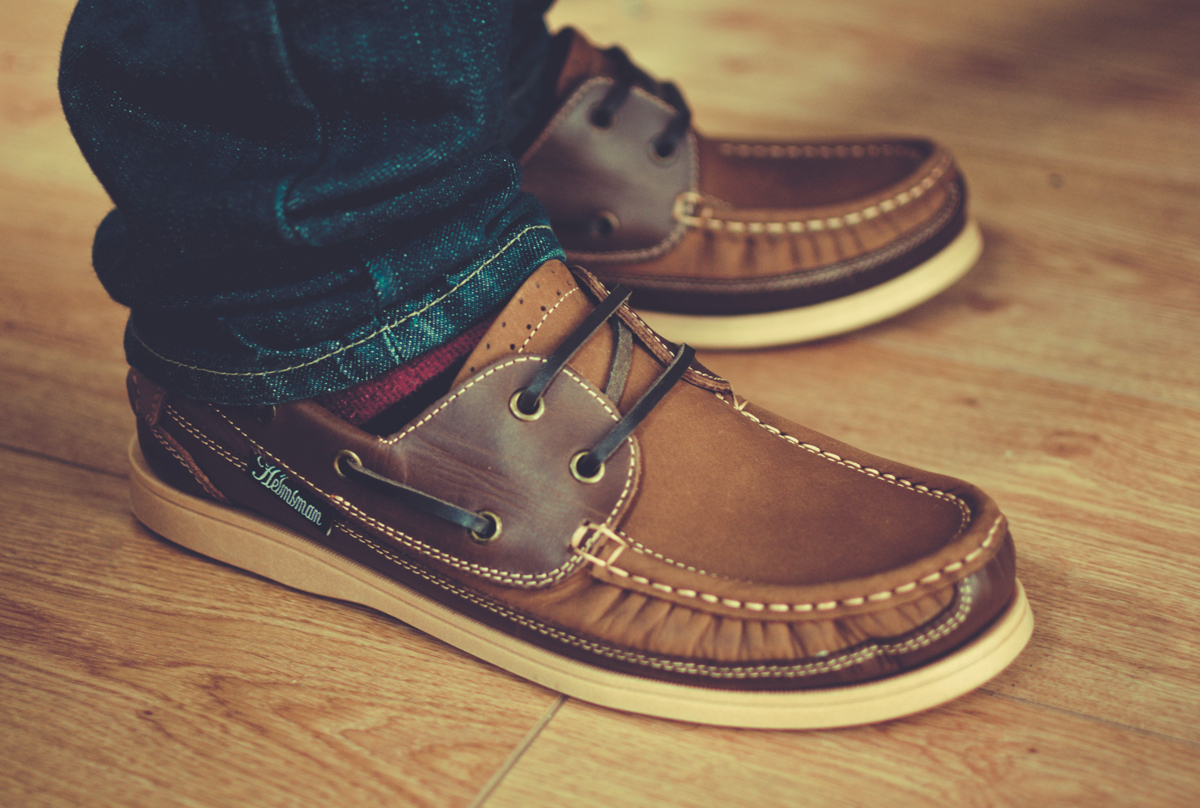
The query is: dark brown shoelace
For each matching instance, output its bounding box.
[589,46,692,159]
[336,282,693,542]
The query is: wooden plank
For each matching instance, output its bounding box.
[867,148,1200,408]
[699,341,1200,741]
[549,0,1200,183]
[0,172,129,474]
[0,337,130,475]
[0,449,557,807]
[488,696,1199,808]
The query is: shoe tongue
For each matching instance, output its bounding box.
[452,260,603,386]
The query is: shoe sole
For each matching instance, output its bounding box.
[129,436,1031,729]
[636,218,984,349]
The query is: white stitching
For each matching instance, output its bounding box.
[205,360,635,587]
[165,405,247,470]
[582,393,1001,613]
[588,516,1001,614]
[715,394,971,534]
[519,287,579,352]
[717,142,924,160]
[383,357,619,445]
[129,224,554,378]
[338,522,975,679]
[674,156,949,233]
[622,303,726,385]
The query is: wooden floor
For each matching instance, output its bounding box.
[3,0,1198,805]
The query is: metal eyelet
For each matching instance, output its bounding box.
[570,451,605,484]
[471,511,503,543]
[509,389,545,421]
[254,405,277,425]
[333,449,362,478]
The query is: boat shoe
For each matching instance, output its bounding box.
[126,260,1031,729]
[518,30,983,348]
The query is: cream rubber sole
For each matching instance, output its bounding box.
[637,219,984,349]
[129,437,1031,729]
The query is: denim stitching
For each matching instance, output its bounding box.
[128,224,554,378]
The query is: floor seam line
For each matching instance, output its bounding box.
[861,339,1200,412]
[0,442,125,479]
[467,694,566,808]
[980,689,1200,748]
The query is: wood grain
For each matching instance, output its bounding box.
[550,0,1200,183]
[0,448,560,807]
[3,0,1199,805]
[488,696,1199,808]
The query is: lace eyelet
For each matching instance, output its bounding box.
[591,210,620,238]
[590,107,614,129]
[334,449,362,478]
[570,451,605,484]
[470,511,503,543]
[254,405,277,425]
[509,389,545,421]
[649,138,679,165]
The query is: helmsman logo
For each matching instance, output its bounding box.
[248,455,335,535]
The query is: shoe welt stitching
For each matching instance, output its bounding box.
[674,155,950,233]
[338,522,975,679]
[204,360,636,587]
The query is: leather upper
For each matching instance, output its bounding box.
[519,30,971,315]
[131,260,1019,690]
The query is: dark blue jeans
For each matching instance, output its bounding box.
[60,0,563,405]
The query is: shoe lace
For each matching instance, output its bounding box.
[588,46,692,159]
[335,281,693,543]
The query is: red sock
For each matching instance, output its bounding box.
[318,318,490,426]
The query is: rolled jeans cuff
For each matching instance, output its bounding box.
[123,222,563,406]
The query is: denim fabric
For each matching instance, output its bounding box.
[507,0,556,144]
[60,0,564,405]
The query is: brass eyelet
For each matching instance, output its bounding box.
[509,389,545,421]
[471,511,503,543]
[334,449,362,478]
[570,451,605,484]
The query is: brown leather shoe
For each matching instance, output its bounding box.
[518,30,982,348]
[127,260,1030,729]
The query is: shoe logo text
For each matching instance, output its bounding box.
[249,455,334,535]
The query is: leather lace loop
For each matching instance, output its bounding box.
[515,285,632,415]
[336,277,695,544]
[335,451,497,537]
[575,343,694,479]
